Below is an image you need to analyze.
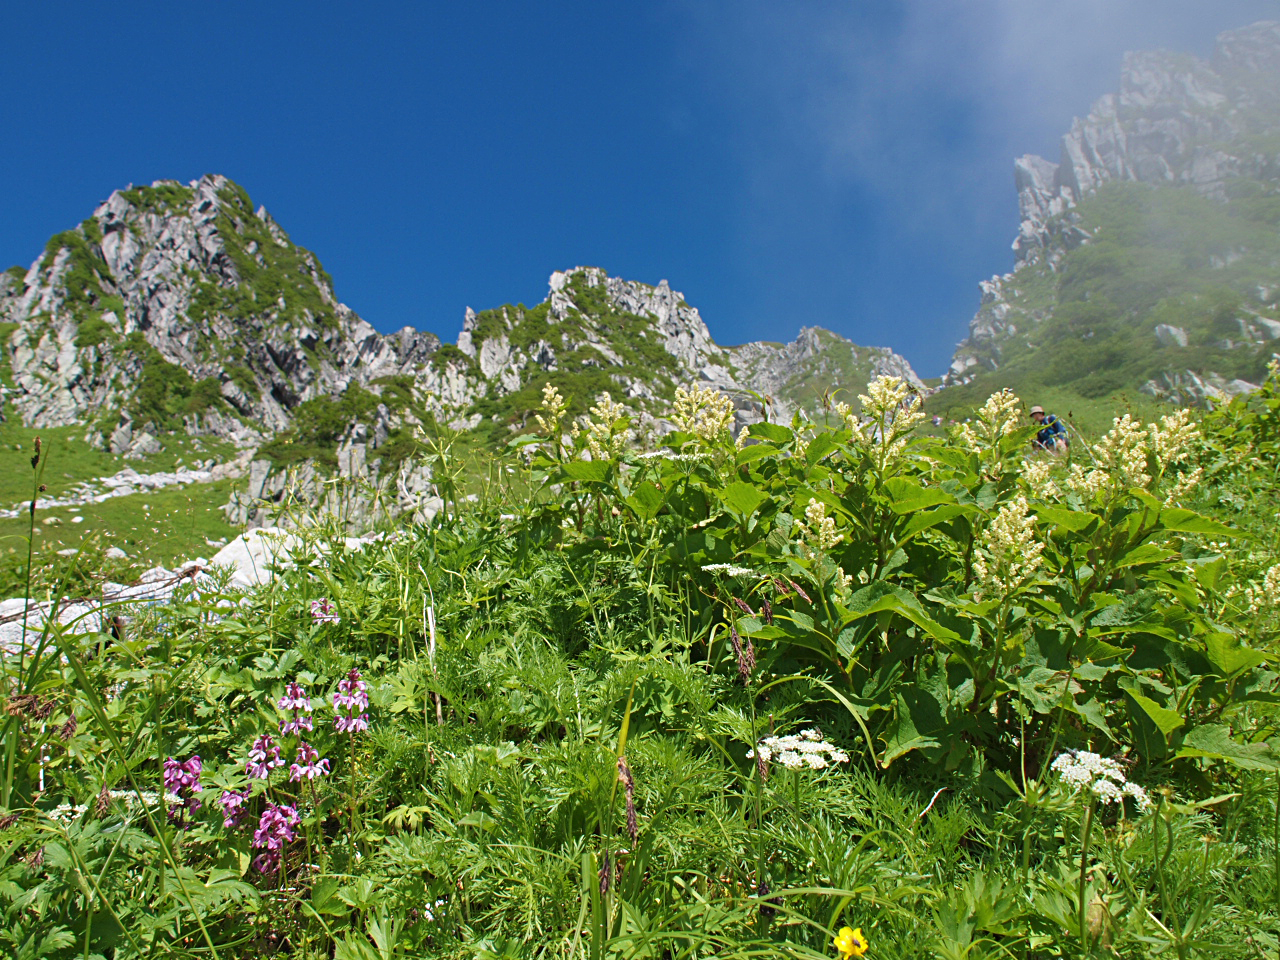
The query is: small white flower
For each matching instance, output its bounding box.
[1051,750,1151,811]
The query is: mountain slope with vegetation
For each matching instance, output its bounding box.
[937,20,1280,421]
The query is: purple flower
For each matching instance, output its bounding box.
[246,735,284,780]
[163,755,203,815]
[215,788,251,829]
[288,742,331,781]
[310,598,340,625]
[250,802,299,874]
[332,669,369,734]
[278,681,315,734]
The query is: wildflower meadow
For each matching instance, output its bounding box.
[3,365,1280,958]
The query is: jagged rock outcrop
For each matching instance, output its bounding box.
[947,20,1280,390]
[1,175,446,442]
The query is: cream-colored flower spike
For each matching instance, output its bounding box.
[672,384,734,441]
[972,495,1045,598]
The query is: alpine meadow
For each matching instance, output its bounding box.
[4,14,1280,960]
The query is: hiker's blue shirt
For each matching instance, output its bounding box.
[1035,414,1068,448]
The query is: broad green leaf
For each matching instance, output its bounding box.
[1158,508,1236,537]
[1206,633,1268,678]
[735,443,778,465]
[806,433,838,464]
[1177,724,1280,771]
[623,481,663,521]
[718,481,768,520]
[899,503,969,541]
[880,691,944,767]
[560,460,609,483]
[748,422,793,443]
[843,582,961,642]
[1114,542,1176,569]
[1034,506,1100,533]
[1124,688,1183,735]
[883,477,955,514]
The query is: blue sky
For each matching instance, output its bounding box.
[1,1,1276,376]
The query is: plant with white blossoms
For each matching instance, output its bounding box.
[1023,459,1061,501]
[748,728,849,775]
[956,388,1023,462]
[534,382,568,457]
[971,496,1045,600]
[701,563,758,579]
[577,392,630,461]
[842,375,925,473]
[672,383,735,443]
[1244,563,1280,616]
[1051,750,1151,811]
[794,498,842,556]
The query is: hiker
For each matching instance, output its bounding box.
[1030,405,1068,455]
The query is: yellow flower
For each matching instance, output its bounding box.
[833,926,869,958]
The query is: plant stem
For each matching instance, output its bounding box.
[1078,798,1094,955]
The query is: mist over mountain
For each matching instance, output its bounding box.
[945,20,1280,407]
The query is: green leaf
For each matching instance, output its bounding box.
[1205,633,1268,678]
[1114,542,1176,569]
[898,503,969,541]
[1177,725,1280,771]
[1158,508,1236,537]
[1034,506,1100,533]
[805,433,838,464]
[748,422,793,443]
[735,443,778,465]
[623,481,663,521]
[883,477,955,514]
[560,460,609,483]
[1124,688,1183,735]
[718,481,768,520]
[880,690,944,767]
[843,582,960,642]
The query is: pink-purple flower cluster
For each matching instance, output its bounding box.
[215,788,251,828]
[311,598,340,624]
[289,742,331,781]
[278,681,314,734]
[251,802,299,874]
[332,669,369,734]
[163,755,202,815]
[246,734,285,780]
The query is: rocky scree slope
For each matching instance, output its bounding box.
[947,20,1280,405]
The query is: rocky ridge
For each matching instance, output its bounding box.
[947,20,1280,397]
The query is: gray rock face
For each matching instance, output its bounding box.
[1012,23,1280,266]
[948,20,1280,386]
[1155,324,1189,348]
[1,174,445,440]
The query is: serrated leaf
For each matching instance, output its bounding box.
[748,422,793,443]
[718,481,768,520]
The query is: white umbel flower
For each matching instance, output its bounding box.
[748,728,850,772]
[1051,750,1151,811]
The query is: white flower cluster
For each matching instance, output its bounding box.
[795,498,842,556]
[672,384,735,441]
[957,388,1023,458]
[1149,409,1200,463]
[1245,563,1280,615]
[972,496,1044,598]
[748,728,849,770]
[577,392,630,461]
[1023,459,1061,501]
[848,376,924,465]
[1051,750,1152,810]
[534,383,567,439]
[49,790,179,823]
[635,451,707,462]
[701,563,758,578]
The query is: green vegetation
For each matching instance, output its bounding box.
[124,333,227,429]
[2,370,1279,957]
[258,382,428,470]
[943,179,1280,417]
[120,182,196,216]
